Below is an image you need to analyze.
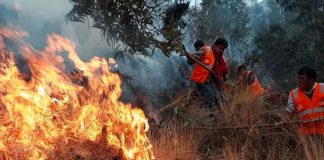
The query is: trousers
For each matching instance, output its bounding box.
[195,80,217,111]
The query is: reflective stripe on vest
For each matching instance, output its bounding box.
[291,83,324,135]
[320,83,324,93]
[291,88,299,101]
[298,107,324,118]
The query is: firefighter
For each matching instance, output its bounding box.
[238,65,264,99]
[212,38,229,92]
[282,66,324,135]
[188,40,216,111]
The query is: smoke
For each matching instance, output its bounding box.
[117,53,191,106]
[0,3,18,24]
[0,0,191,108]
[0,0,112,56]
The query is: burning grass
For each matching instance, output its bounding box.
[0,27,153,160]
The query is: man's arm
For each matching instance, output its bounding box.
[187,58,195,65]
[282,94,296,122]
[192,47,206,60]
[187,47,206,65]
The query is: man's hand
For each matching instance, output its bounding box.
[186,53,195,65]
[282,111,292,123]
[275,111,292,127]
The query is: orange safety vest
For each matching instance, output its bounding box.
[242,71,264,97]
[290,83,324,135]
[191,46,215,84]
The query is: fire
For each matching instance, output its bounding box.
[0,27,154,160]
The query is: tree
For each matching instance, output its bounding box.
[253,0,324,90]
[277,0,324,52]
[67,0,189,56]
[249,0,285,34]
[188,0,250,45]
[254,25,296,90]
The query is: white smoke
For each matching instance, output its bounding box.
[0,0,111,58]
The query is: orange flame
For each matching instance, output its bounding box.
[0,27,154,160]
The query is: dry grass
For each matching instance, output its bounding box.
[149,124,200,160]
[151,90,324,160]
[149,92,203,160]
[299,134,324,160]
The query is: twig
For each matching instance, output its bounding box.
[158,95,188,114]
[181,44,218,79]
[194,117,324,131]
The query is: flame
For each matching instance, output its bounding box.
[0,27,154,160]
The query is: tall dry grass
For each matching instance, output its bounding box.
[149,92,203,160]
[151,90,324,160]
[149,124,200,160]
[299,134,324,160]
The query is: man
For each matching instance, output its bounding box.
[188,40,216,111]
[238,65,264,99]
[283,66,324,135]
[212,38,229,92]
